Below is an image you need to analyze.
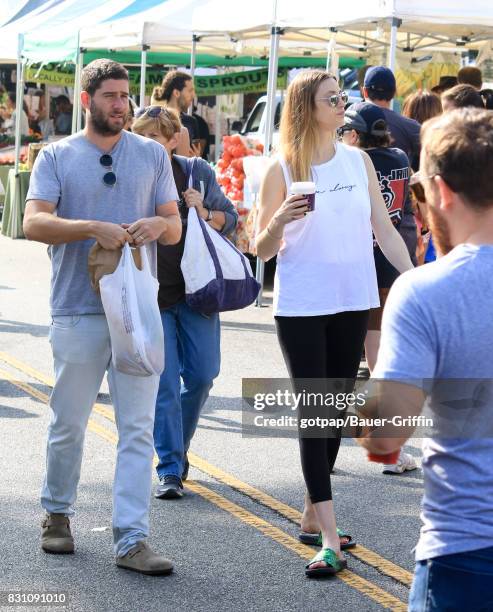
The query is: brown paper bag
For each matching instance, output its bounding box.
[88,243,142,293]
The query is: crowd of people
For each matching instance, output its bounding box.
[0,84,75,138]
[18,56,493,610]
[0,87,30,136]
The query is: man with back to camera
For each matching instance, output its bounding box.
[358,108,493,610]
[457,65,483,91]
[23,59,181,576]
[441,84,485,112]
[363,66,421,169]
[363,66,419,264]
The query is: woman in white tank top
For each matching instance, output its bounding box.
[256,70,413,577]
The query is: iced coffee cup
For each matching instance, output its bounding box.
[290,181,316,211]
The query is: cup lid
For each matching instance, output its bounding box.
[290,181,315,193]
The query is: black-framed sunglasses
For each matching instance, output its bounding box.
[100,154,116,187]
[134,105,164,119]
[337,125,355,137]
[317,91,349,108]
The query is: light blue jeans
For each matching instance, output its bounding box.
[154,301,220,479]
[43,314,159,557]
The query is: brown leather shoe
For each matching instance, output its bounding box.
[41,513,74,554]
[116,541,173,576]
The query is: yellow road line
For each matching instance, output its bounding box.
[0,370,48,403]
[0,367,114,445]
[187,452,413,586]
[0,351,117,422]
[0,351,413,587]
[1,369,407,611]
[187,480,407,611]
[0,353,54,387]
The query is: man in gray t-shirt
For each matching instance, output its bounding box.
[359,108,493,611]
[23,59,180,576]
[29,129,177,316]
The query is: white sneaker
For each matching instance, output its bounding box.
[382,450,418,474]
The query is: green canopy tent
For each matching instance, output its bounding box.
[82,49,365,69]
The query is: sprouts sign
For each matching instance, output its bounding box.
[25,64,287,96]
[194,68,287,95]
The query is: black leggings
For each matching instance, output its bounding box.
[275,310,369,504]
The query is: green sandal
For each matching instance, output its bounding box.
[299,528,356,550]
[305,547,347,578]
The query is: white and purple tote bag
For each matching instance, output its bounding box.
[180,206,260,314]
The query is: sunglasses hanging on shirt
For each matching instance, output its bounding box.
[100,154,117,187]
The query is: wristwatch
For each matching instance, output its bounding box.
[206,208,213,222]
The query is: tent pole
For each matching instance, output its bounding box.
[263,28,282,159]
[326,27,337,76]
[388,17,401,110]
[76,47,84,131]
[255,25,282,307]
[190,34,198,78]
[139,44,149,108]
[214,93,221,162]
[71,32,81,134]
[189,34,199,115]
[14,33,24,176]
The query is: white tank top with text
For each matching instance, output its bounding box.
[274,142,379,316]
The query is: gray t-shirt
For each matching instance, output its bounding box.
[373,244,493,561]
[26,130,178,316]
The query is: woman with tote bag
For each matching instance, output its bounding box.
[133,107,238,499]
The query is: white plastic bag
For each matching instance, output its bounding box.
[100,243,164,377]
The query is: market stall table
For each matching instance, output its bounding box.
[0,169,30,239]
[0,165,14,208]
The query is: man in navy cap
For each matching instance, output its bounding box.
[363,66,421,170]
[363,66,419,265]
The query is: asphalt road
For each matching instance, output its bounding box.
[0,234,423,612]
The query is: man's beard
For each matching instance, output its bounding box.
[178,95,189,113]
[427,205,454,256]
[89,101,124,136]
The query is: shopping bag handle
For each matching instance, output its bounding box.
[122,243,150,273]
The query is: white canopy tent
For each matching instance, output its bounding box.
[1,0,492,244]
[0,0,144,174]
[193,0,493,52]
[189,0,493,303]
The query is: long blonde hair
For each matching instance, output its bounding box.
[279,70,337,182]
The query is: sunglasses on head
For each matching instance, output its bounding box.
[134,105,164,119]
[317,91,349,108]
[100,154,116,187]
